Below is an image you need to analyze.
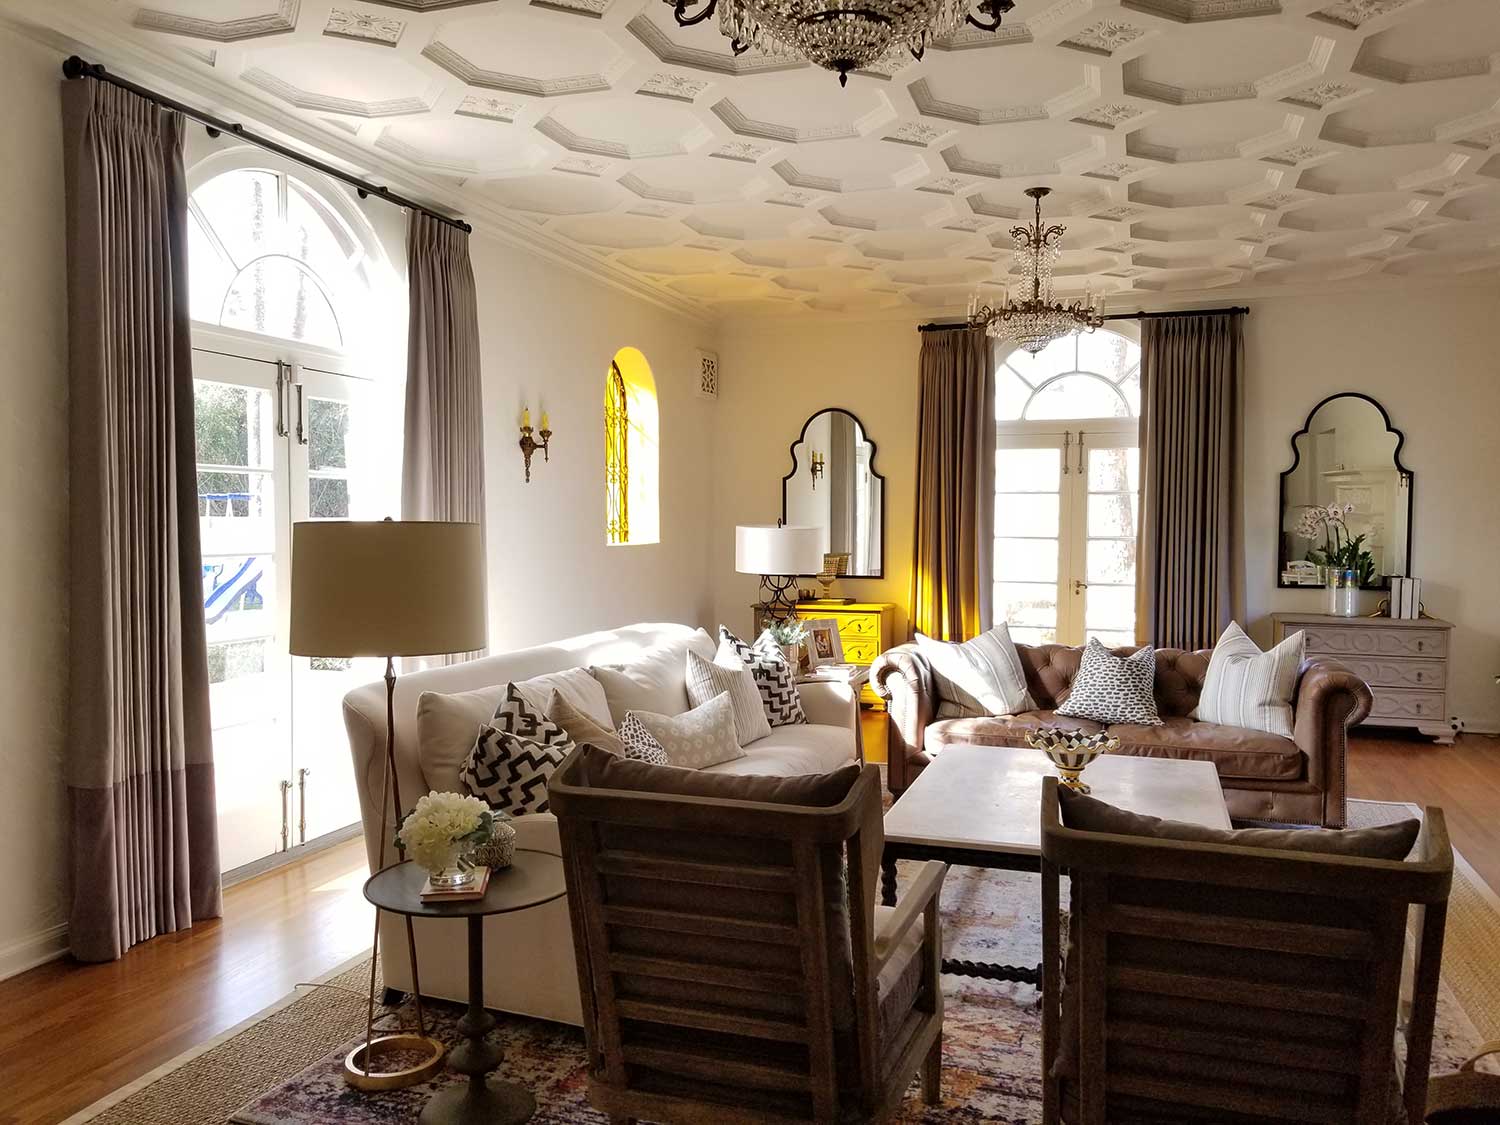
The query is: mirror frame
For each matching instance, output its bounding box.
[781,407,886,579]
[1277,391,1413,590]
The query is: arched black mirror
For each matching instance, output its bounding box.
[1278,392,1412,589]
[781,408,884,578]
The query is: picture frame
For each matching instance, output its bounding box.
[801,618,844,668]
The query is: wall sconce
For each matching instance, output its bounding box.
[810,450,825,490]
[519,406,552,483]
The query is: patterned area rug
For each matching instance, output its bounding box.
[69,814,1498,1125]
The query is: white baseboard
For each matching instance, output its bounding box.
[0,923,68,981]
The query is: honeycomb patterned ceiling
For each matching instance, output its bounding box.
[10,0,1500,319]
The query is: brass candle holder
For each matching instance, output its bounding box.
[519,410,552,483]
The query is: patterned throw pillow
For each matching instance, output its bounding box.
[490,682,571,747]
[718,627,807,728]
[617,713,671,765]
[1055,640,1163,726]
[1195,621,1305,738]
[626,693,745,770]
[462,726,572,816]
[685,650,773,746]
[915,624,1035,716]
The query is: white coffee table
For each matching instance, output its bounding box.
[881,744,1231,984]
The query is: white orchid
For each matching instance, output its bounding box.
[396,791,494,874]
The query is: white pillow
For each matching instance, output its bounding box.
[915,624,1035,716]
[1195,621,1305,739]
[625,693,745,770]
[416,667,610,791]
[590,631,716,725]
[685,650,772,746]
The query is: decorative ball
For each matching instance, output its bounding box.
[473,818,517,869]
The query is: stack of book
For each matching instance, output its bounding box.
[1390,576,1423,619]
[419,865,491,903]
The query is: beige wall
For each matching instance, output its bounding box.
[710,284,1500,732]
[0,30,70,977]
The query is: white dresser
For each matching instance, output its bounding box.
[1271,613,1454,744]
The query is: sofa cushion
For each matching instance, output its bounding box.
[927,710,1107,751]
[417,668,610,791]
[580,744,861,806]
[544,691,625,758]
[1107,716,1305,782]
[626,694,746,771]
[1056,640,1163,726]
[1195,621,1304,739]
[616,713,671,765]
[685,650,773,746]
[718,628,807,728]
[589,629,716,724]
[914,624,1034,716]
[707,721,855,778]
[463,725,571,816]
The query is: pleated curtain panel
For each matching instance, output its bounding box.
[1135,311,1245,651]
[62,80,223,961]
[909,327,995,642]
[402,212,487,662]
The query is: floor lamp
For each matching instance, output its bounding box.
[290,519,487,1089]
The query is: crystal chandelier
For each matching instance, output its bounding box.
[967,187,1105,354]
[662,0,1017,85]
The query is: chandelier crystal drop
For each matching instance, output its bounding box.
[967,187,1106,354]
[663,0,1016,85]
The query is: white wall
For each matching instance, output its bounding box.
[710,284,1500,731]
[0,26,717,977]
[0,29,70,977]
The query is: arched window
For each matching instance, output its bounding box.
[187,166,375,350]
[993,328,1141,649]
[606,348,660,546]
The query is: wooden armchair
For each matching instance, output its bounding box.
[1039,776,1453,1125]
[549,745,947,1124]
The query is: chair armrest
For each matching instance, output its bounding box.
[796,679,858,730]
[870,645,937,793]
[1291,656,1373,829]
[876,860,946,975]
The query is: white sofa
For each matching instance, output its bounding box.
[342,622,860,1026]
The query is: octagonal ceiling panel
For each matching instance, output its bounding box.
[23,0,1500,318]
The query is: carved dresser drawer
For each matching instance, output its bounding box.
[1272,612,1454,746]
[796,602,896,710]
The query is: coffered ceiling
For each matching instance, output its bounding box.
[8,0,1500,318]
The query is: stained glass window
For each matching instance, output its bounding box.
[605,361,629,545]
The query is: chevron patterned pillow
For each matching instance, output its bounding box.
[489,681,570,747]
[462,726,573,816]
[717,627,807,728]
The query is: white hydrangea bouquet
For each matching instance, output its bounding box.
[396,791,494,889]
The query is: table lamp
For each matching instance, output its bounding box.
[736,522,822,622]
[290,518,487,1089]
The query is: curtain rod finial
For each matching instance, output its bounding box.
[62,55,91,80]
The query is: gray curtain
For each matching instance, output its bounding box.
[402,212,486,662]
[1136,312,1244,651]
[828,411,855,555]
[909,327,995,641]
[62,79,222,961]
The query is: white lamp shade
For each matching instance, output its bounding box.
[735,524,822,577]
[290,520,488,658]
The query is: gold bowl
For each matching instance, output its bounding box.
[1025,729,1119,794]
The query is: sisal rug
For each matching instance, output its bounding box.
[66,803,1500,1125]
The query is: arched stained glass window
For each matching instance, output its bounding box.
[187,168,371,350]
[606,348,660,546]
[995,330,1141,422]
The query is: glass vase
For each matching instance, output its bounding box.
[425,841,478,890]
[1326,568,1359,618]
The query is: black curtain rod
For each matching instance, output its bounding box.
[919,305,1249,332]
[61,55,472,235]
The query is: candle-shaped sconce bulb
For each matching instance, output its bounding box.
[540,410,549,432]
[522,406,531,429]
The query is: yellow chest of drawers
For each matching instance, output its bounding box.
[1271,612,1454,745]
[795,602,896,709]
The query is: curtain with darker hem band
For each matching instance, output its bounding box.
[1135,311,1244,652]
[909,326,994,642]
[402,212,487,664]
[63,78,223,962]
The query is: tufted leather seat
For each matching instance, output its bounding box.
[872,640,1372,828]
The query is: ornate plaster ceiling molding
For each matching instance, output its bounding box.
[324,8,402,46]
[1121,0,1282,22]
[535,112,711,159]
[423,41,628,98]
[907,71,1101,125]
[135,0,299,42]
[242,67,432,117]
[626,12,805,77]
[711,97,892,143]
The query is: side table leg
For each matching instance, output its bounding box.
[419,916,535,1125]
[881,854,898,907]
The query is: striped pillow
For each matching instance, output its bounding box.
[1194,622,1305,738]
[915,624,1035,717]
[685,650,773,747]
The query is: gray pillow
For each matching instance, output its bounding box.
[1055,639,1162,726]
[685,650,772,746]
[625,693,746,771]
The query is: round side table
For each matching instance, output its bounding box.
[364,850,566,1125]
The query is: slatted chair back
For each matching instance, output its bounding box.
[1039,776,1452,1125]
[549,746,908,1125]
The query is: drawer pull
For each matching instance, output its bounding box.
[1417,640,1424,652]
[1415,671,1423,682]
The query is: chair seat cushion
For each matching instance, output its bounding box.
[927,710,1107,750]
[1107,717,1304,781]
[708,721,855,777]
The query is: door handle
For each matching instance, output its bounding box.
[297,767,311,846]
[274,361,289,438]
[279,779,292,852]
[1077,430,1086,475]
[1073,579,1088,595]
[294,381,308,446]
[1061,431,1071,475]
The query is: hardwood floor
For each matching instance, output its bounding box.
[4,722,1496,1124]
[0,839,373,1125]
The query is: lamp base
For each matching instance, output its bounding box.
[759,574,800,622]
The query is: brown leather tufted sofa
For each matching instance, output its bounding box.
[870,641,1372,828]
